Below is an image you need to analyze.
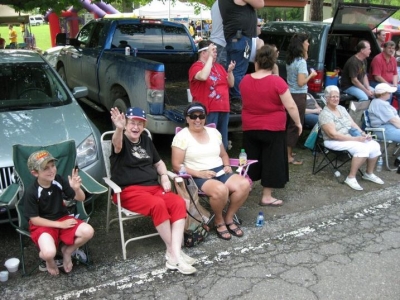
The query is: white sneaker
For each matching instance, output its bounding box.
[344,177,363,191]
[166,259,197,275]
[362,173,384,185]
[165,251,198,266]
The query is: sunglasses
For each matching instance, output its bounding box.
[188,113,206,120]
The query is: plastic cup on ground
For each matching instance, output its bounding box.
[0,271,9,282]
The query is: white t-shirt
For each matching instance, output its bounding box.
[172,127,223,170]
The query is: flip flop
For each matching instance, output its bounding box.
[259,199,283,206]
[288,158,303,165]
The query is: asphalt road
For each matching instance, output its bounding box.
[1,102,400,299]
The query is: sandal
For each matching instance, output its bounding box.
[226,222,244,237]
[215,223,231,240]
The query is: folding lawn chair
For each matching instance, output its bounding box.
[101,129,159,260]
[0,140,107,275]
[363,110,398,171]
[309,124,362,183]
[173,124,257,226]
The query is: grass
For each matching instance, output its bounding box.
[0,24,53,51]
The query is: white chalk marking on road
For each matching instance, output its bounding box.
[56,199,396,299]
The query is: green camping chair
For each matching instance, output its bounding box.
[0,140,107,275]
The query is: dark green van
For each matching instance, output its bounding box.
[259,3,399,97]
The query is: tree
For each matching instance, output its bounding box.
[310,0,324,21]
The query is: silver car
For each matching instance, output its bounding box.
[0,50,105,221]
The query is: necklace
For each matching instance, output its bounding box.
[128,136,141,146]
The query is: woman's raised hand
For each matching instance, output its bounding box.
[110,107,126,129]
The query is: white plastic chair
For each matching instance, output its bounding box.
[101,129,159,260]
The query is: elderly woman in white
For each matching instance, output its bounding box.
[368,83,400,143]
[318,85,384,191]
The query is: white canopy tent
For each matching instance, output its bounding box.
[187,3,211,21]
[134,1,211,21]
[135,0,194,19]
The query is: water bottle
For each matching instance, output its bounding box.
[255,211,264,227]
[376,156,383,172]
[179,164,187,175]
[239,149,247,166]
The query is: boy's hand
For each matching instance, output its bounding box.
[59,218,78,229]
[68,168,82,190]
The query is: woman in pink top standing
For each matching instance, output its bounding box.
[239,45,302,206]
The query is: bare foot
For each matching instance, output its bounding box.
[46,259,60,276]
[61,245,73,273]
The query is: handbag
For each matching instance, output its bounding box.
[349,127,362,137]
[304,123,319,150]
[173,176,210,247]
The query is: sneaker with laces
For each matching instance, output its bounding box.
[362,173,384,185]
[166,259,197,275]
[344,177,363,191]
[165,251,198,266]
[39,258,64,272]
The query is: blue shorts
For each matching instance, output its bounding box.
[193,165,234,190]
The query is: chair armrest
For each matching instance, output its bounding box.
[167,171,178,180]
[229,158,258,167]
[79,169,108,194]
[103,177,121,194]
[365,127,385,132]
[0,183,20,207]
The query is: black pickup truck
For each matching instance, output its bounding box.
[56,17,242,134]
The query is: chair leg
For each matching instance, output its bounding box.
[19,234,41,276]
[19,233,27,276]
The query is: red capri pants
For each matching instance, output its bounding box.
[29,215,84,248]
[113,185,186,227]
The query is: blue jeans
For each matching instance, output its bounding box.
[375,123,400,143]
[207,112,229,150]
[343,85,374,101]
[215,43,227,70]
[304,113,319,130]
[226,35,252,99]
[370,81,400,105]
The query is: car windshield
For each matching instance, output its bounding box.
[0,62,71,110]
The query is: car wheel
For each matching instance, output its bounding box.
[58,66,68,86]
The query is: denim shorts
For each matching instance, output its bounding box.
[193,165,234,190]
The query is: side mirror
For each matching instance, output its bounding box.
[72,87,88,99]
[55,33,66,46]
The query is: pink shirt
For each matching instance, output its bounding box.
[240,74,288,131]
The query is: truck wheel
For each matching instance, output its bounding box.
[58,66,68,86]
[113,98,129,114]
